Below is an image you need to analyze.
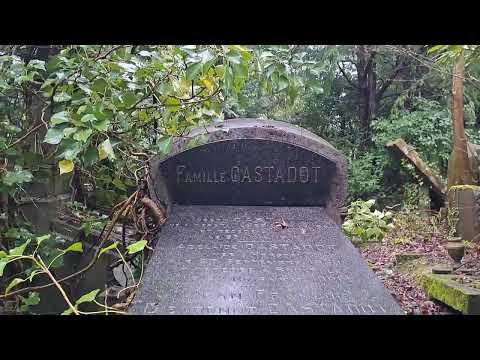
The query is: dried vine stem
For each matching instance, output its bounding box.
[140,197,166,226]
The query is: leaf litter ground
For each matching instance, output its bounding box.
[357,209,480,315]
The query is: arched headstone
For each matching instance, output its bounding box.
[131,119,403,315]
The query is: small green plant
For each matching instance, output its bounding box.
[447,206,460,238]
[392,236,412,246]
[0,230,148,315]
[342,199,394,243]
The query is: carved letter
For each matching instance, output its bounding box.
[255,166,263,182]
[274,167,284,183]
[264,166,274,183]
[176,165,186,184]
[287,167,297,182]
[242,167,252,183]
[312,166,321,183]
[299,166,309,183]
[231,166,240,182]
[219,171,226,183]
[192,171,202,183]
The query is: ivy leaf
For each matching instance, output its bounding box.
[44,128,64,144]
[58,141,83,160]
[9,239,31,257]
[28,60,46,71]
[73,128,93,142]
[278,75,289,91]
[6,278,26,294]
[5,228,21,239]
[92,78,108,93]
[51,111,70,125]
[63,242,83,253]
[121,91,137,109]
[98,146,108,160]
[2,168,33,186]
[158,136,173,155]
[200,75,215,92]
[127,240,147,254]
[138,110,150,123]
[78,83,92,95]
[92,119,109,132]
[81,114,96,123]
[186,62,203,80]
[226,52,242,65]
[75,289,100,305]
[61,307,75,315]
[63,127,77,137]
[59,159,74,174]
[36,234,51,246]
[22,292,41,308]
[0,260,7,277]
[98,138,115,160]
[99,242,118,257]
[84,147,99,167]
[112,178,126,191]
[165,98,180,113]
[53,92,72,103]
[28,269,43,282]
[138,50,152,57]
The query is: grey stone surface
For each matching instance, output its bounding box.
[130,205,403,315]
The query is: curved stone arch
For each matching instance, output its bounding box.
[149,118,347,224]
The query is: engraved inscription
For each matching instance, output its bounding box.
[130,205,402,315]
[140,301,393,315]
[176,165,322,184]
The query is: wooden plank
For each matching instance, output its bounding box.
[386,138,447,198]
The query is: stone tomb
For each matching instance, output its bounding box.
[130,119,403,315]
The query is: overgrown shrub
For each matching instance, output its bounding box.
[342,199,394,243]
[346,152,387,203]
[373,97,480,178]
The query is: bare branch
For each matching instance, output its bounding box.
[337,63,358,89]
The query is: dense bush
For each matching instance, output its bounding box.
[373,97,480,178]
[342,199,394,243]
[346,152,386,203]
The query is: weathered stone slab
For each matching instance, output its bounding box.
[130,205,403,315]
[447,185,480,242]
[420,269,480,315]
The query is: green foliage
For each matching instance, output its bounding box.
[0,165,33,195]
[346,152,386,202]
[127,240,147,254]
[0,230,70,298]
[342,199,394,243]
[3,44,480,313]
[62,289,100,315]
[20,292,40,312]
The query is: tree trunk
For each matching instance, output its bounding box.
[447,49,474,187]
[356,46,376,152]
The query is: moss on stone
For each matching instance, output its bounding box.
[419,269,480,314]
[448,185,480,191]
